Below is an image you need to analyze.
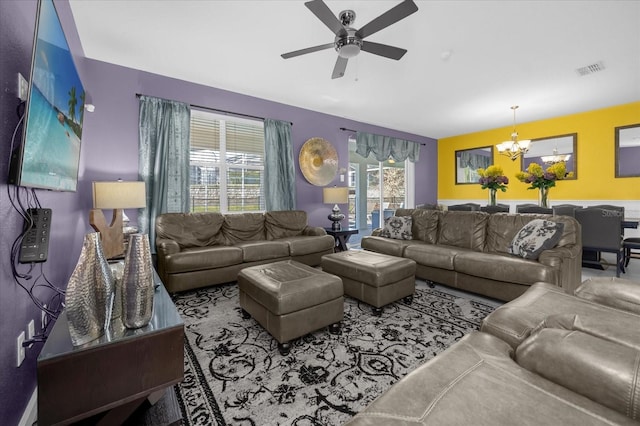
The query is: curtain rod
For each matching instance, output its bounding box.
[339,127,426,146]
[135,93,292,126]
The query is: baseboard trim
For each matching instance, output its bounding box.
[18,387,37,426]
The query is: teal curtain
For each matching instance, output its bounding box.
[264,119,296,211]
[355,131,420,162]
[138,96,191,251]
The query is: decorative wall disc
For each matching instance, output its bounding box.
[299,137,338,186]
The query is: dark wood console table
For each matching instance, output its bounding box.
[37,274,184,425]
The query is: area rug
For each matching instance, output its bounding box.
[172,281,499,426]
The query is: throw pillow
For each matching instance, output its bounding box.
[509,219,564,260]
[379,216,413,240]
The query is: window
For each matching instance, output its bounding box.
[189,109,265,213]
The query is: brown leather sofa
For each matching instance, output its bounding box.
[345,277,640,425]
[155,210,335,293]
[361,209,582,301]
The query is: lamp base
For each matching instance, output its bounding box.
[89,208,125,260]
[328,204,345,231]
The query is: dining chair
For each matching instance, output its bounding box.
[480,204,510,214]
[552,204,581,217]
[448,203,481,211]
[516,204,553,214]
[575,207,624,277]
[623,237,640,268]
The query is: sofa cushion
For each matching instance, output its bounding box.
[278,235,335,256]
[236,241,290,262]
[481,282,640,350]
[264,210,308,240]
[345,331,635,426]
[509,219,564,259]
[155,212,224,249]
[437,211,488,250]
[379,216,413,240]
[455,251,558,285]
[575,277,640,315]
[361,236,413,257]
[516,328,640,420]
[404,243,473,271]
[411,209,439,244]
[221,212,265,244]
[164,246,243,273]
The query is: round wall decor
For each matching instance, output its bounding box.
[299,137,338,186]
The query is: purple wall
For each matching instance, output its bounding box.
[0,1,437,423]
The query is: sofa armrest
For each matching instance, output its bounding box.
[538,244,582,294]
[301,226,327,236]
[575,277,640,315]
[516,328,640,420]
[156,238,180,256]
[371,228,382,236]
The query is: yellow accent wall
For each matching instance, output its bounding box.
[438,102,640,201]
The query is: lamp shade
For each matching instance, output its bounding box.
[93,181,146,209]
[323,187,349,204]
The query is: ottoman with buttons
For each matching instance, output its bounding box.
[237,260,343,355]
[321,250,416,316]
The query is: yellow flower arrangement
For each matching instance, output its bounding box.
[515,162,573,190]
[477,165,509,191]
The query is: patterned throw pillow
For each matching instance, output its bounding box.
[509,219,565,260]
[379,216,413,240]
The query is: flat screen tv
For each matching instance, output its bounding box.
[9,0,85,192]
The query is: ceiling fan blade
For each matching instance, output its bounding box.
[331,56,348,79]
[361,41,407,60]
[305,0,347,37]
[281,43,335,59]
[356,0,418,39]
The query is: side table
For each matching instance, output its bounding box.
[37,272,184,425]
[324,228,359,252]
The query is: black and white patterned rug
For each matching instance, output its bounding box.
[171,280,499,426]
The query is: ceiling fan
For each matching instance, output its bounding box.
[281,0,418,79]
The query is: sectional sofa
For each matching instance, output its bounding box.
[155,210,335,293]
[346,277,640,425]
[361,209,582,301]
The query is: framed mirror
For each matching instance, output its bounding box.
[455,146,493,184]
[615,124,640,178]
[521,133,577,179]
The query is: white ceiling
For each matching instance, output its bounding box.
[68,0,640,139]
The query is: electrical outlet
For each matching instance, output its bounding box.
[27,320,35,348]
[17,73,29,101]
[17,331,25,367]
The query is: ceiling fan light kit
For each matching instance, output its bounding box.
[281,0,418,79]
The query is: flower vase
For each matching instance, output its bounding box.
[122,233,155,329]
[488,188,497,206]
[538,187,550,208]
[66,233,114,346]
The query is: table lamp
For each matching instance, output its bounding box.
[90,181,146,259]
[323,186,349,231]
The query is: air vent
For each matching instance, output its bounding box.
[576,61,605,76]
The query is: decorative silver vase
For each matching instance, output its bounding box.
[66,233,114,346]
[122,233,154,329]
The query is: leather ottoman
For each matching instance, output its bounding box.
[321,250,416,315]
[237,260,343,355]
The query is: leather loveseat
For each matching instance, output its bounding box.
[345,277,640,425]
[155,210,335,293]
[362,209,582,301]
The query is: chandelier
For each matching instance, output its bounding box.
[496,106,531,161]
[541,148,571,164]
